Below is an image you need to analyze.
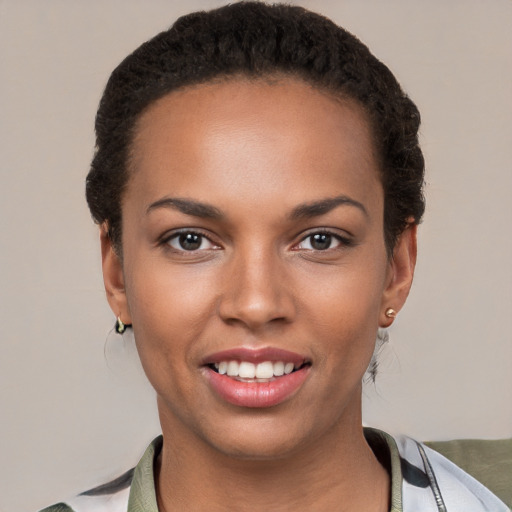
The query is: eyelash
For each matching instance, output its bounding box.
[160,229,220,253]
[294,230,353,252]
[160,229,352,253]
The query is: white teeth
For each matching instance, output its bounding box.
[256,361,274,379]
[238,362,256,379]
[227,361,239,376]
[213,360,302,378]
[273,361,284,376]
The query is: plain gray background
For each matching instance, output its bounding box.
[1,1,511,511]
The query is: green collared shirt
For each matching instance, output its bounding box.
[41,428,509,511]
[41,428,403,512]
[127,430,404,511]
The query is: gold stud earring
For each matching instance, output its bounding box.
[385,308,397,319]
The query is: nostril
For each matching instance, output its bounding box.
[217,260,296,328]
[219,300,293,329]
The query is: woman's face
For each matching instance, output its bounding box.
[103,78,415,459]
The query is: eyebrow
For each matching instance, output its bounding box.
[289,195,368,220]
[146,197,223,219]
[146,194,367,221]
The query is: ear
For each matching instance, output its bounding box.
[379,223,417,327]
[100,224,132,325]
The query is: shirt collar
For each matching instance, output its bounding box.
[127,435,161,512]
[127,430,402,512]
[364,427,403,512]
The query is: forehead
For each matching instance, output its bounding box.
[127,77,382,214]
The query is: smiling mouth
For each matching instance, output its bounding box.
[203,349,312,407]
[207,360,311,382]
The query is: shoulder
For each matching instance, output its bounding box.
[424,437,512,507]
[39,505,74,512]
[38,436,163,512]
[394,434,511,511]
[38,469,133,512]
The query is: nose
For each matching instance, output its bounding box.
[218,246,296,331]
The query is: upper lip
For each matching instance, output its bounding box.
[202,347,308,366]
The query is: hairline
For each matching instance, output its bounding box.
[112,73,394,259]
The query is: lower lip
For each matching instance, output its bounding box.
[203,366,310,408]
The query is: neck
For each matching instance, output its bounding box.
[155,402,390,512]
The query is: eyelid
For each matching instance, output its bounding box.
[159,228,221,251]
[292,228,353,250]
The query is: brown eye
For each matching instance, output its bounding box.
[297,232,340,251]
[294,231,352,252]
[310,233,333,250]
[179,233,202,250]
[166,231,217,251]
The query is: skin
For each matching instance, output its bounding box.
[102,78,417,511]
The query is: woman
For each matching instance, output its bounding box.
[41,3,508,511]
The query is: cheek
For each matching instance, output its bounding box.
[304,256,386,321]
[301,257,387,363]
[126,256,215,324]
[122,257,226,382]
[122,266,213,406]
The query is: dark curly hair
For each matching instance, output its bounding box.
[86,1,425,254]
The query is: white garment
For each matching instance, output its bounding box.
[41,432,510,512]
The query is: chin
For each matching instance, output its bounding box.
[196,411,326,462]
[207,432,307,461]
